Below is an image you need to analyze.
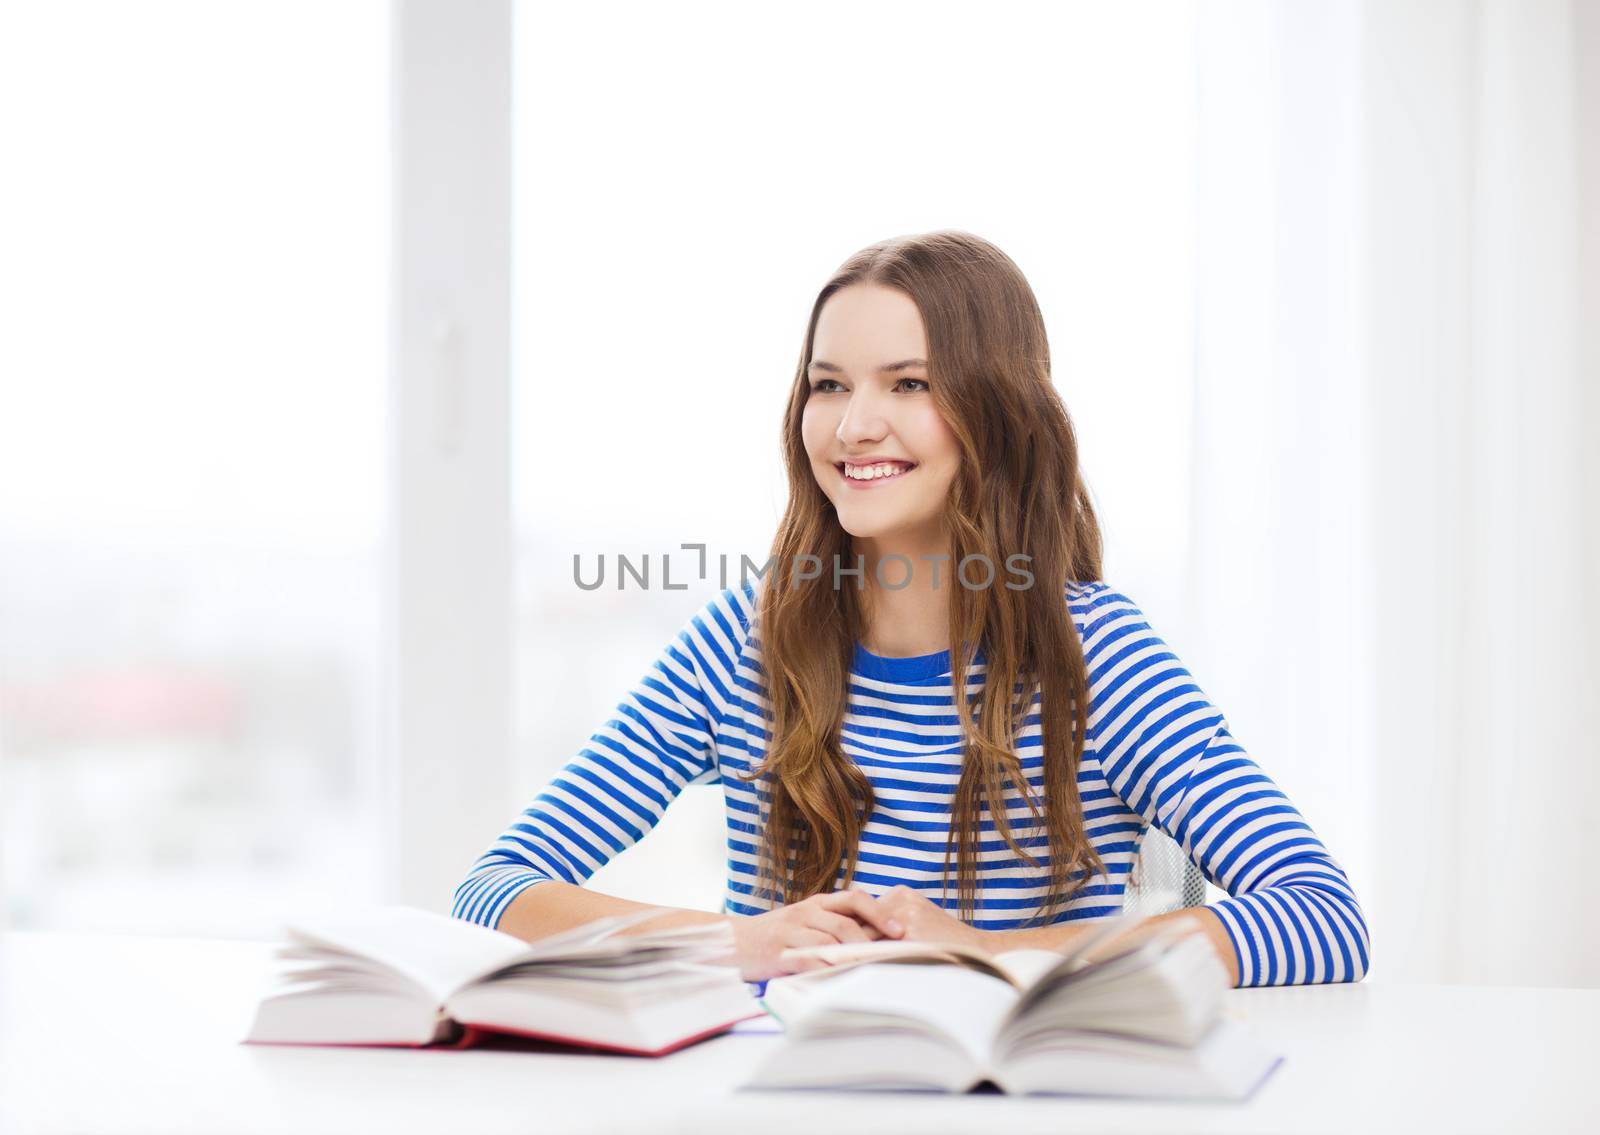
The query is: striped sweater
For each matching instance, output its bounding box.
[452,580,1370,986]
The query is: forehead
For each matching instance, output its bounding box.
[810,284,928,368]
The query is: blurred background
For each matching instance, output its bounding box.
[0,0,1594,987]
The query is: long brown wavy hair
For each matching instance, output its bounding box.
[741,230,1108,925]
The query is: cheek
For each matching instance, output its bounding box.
[905,410,960,497]
[906,405,960,465]
[800,403,834,460]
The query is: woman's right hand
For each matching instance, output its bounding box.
[726,890,905,982]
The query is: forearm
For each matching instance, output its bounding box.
[496,879,729,943]
[982,906,1243,988]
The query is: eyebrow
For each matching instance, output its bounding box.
[806,358,928,375]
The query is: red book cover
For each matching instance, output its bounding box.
[241,1009,764,1056]
[445,1011,763,1055]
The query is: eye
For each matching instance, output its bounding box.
[810,379,844,393]
[895,378,930,392]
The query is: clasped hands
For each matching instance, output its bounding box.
[726,885,993,982]
[721,886,1219,987]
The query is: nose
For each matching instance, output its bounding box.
[836,385,889,447]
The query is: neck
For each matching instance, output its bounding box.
[851,527,953,658]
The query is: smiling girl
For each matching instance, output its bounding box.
[452,231,1370,989]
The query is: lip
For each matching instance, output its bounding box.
[835,459,917,489]
[838,456,915,468]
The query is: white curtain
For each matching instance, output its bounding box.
[1190,0,1600,986]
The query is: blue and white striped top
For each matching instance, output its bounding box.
[452,580,1370,986]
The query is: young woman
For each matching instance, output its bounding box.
[452,231,1370,988]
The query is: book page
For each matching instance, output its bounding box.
[279,906,681,1004]
[776,938,1020,985]
[776,911,1162,989]
[282,907,539,1003]
[989,948,1075,988]
[786,962,1018,1068]
[991,911,1201,995]
[997,924,1227,1053]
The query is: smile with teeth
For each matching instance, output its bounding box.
[839,461,915,483]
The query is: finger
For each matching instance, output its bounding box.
[821,889,905,938]
[787,927,833,949]
[807,910,870,944]
[777,948,833,974]
[774,929,834,975]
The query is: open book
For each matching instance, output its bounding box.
[242,906,762,1056]
[748,912,1281,1101]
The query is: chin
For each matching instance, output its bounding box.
[833,516,877,539]
[825,508,870,538]
[833,511,921,541]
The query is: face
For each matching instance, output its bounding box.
[801,283,961,552]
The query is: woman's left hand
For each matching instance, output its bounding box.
[869,884,994,954]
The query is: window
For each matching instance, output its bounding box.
[0,0,390,935]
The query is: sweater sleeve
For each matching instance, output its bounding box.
[450,586,750,931]
[1078,585,1370,986]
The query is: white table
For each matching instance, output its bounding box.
[1,931,1595,1134]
